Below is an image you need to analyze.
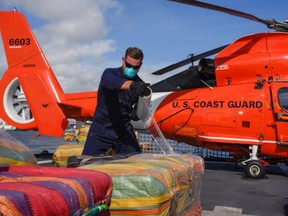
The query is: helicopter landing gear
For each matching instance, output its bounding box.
[244,160,265,178]
[240,145,266,179]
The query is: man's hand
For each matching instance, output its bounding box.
[130,81,150,97]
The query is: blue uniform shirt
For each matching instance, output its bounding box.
[92,66,142,139]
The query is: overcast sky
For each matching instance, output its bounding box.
[0,0,287,92]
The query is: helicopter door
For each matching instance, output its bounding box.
[271,82,288,145]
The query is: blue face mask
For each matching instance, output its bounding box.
[124,67,137,79]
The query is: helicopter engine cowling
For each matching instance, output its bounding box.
[197,58,215,81]
[214,32,288,86]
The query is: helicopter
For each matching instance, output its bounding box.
[0,1,288,178]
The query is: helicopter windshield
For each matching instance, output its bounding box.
[278,87,288,111]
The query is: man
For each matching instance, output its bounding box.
[82,47,149,156]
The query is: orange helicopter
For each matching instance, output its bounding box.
[0,1,288,178]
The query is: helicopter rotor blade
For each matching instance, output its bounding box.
[169,0,288,32]
[152,44,228,75]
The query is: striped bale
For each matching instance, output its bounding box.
[80,153,204,216]
[52,141,152,167]
[63,124,90,144]
[0,166,113,216]
[75,124,90,144]
[52,144,84,167]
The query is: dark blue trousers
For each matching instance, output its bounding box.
[82,123,141,157]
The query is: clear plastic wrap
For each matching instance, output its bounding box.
[0,129,37,166]
[80,153,204,216]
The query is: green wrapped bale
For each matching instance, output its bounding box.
[80,153,204,216]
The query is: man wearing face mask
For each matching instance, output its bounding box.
[82,47,150,157]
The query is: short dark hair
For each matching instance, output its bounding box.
[125,47,144,60]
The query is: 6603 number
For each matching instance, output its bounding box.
[9,38,31,46]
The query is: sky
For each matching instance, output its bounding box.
[0,0,287,93]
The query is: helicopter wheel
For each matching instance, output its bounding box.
[244,160,265,179]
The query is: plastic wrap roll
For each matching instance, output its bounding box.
[136,87,152,120]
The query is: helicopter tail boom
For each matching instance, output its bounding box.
[0,10,96,136]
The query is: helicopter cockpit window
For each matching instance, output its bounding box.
[278,87,288,111]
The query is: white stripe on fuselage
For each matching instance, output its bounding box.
[199,135,276,144]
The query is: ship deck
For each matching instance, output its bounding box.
[201,161,288,216]
[37,154,288,216]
